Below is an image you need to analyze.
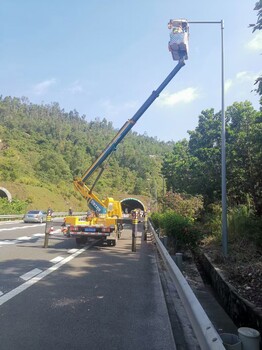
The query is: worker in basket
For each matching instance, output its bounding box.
[168,19,189,61]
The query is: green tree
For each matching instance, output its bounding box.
[250,1,262,98]
[0,95,173,200]
[163,109,222,204]
[162,139,197,194]
[226,101,262,213]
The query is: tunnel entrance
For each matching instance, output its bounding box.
[121,198,145,214]
[0,187,12,202]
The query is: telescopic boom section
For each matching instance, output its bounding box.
[80,60,185,184]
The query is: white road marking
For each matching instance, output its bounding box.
[50,256,64,263]
[68,248,78,254]
[0,224,44,232]
[0,221,20,225]
[21,268,42,281]
[0,247,86,306]
[0,240,18,245]
[0,233,46,246]
[52,229,62,234]
[17,236,32,241]
[0,230,62,248]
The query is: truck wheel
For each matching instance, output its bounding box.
[108,240,116,246]
[81,236,87,244]
[76,237,82,246]
[76,237,87,246]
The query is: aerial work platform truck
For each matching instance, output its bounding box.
[63,19,189,247]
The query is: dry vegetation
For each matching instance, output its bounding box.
[200,238,262,309]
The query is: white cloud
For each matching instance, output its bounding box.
[101,99,137,117]
[225,71,261,94]
[236,71,258,82]
[246,31,262,51]
[225,79,233,92]
[33,78,56,95]
[68,80,83,94]
[156,87,199,107]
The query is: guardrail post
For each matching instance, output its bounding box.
[132,210,138,252]
[143,212,148,241]
[175,252,183,270]
[43,210,52,248]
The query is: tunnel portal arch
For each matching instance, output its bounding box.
[0,187,12,202]
[120,198,145,214]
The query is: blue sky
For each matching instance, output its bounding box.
[1,0,261,142]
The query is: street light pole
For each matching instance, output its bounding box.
[189,20,228,256]
[220,20,227,257]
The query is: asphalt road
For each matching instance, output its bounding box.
[0,220,176,350]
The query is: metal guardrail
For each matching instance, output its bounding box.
[0,214,24,220]
[0,212,86,220]
[148,219,226,350]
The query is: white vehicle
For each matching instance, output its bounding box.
[23,210,47,223]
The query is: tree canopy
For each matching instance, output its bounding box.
[162,101,262,215]
[0,96,172,202]
[250,1,262,98]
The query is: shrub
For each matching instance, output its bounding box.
[159,191,203,222]
[202,202,262,248]
[202,203,222,240]
[151,212,164,230]
[228,205,262,247]
[151,210,203,251]
[0,198,28,215]
[228,204,253,239]
[247,217,262,247]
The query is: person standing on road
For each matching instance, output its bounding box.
[47,207,53,216]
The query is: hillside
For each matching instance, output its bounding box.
[0,96,172,211]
